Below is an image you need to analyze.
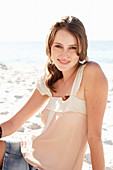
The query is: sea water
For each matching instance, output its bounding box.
[0,41,113,67]
[0,41,47,65]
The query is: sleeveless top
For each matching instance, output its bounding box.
[21,64,88,170]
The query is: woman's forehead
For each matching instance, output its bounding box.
[53,29,78,45]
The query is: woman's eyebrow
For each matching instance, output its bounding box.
[53,42,63,45]
[69,44,77,46]
[53,42,77,46]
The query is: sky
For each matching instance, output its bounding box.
[0,0,113,42]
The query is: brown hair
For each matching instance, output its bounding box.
[45,16,88,92]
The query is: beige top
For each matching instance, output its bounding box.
[21,64,88,170]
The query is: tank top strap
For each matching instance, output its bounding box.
[71,64,87,96]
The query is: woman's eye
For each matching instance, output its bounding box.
[70,46,77,50]
[55,45,62,48]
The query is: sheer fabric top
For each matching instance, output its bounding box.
[21,64,88,170]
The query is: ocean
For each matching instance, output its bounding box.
[0,41,113,66]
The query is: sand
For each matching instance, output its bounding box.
[0,62,113,170]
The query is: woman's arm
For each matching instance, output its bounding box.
[0,88,49,138]
[84,62,108,170]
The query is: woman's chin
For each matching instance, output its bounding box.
[56,65,70,72]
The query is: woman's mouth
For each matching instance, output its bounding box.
[58,59,70,65]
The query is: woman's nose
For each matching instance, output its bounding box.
[61,50,69,58]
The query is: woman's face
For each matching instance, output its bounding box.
[51,29,80,73]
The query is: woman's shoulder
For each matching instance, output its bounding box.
[35,71,52,97]
[83,61,104,77]
[83,61,107,84]
[84,61,101,71]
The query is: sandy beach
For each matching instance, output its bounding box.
[0,62,113,170]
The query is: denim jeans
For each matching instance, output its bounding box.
[2,140,38,170]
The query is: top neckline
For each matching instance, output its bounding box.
[49,64,86,99]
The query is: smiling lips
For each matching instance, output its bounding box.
[58,59,70,65]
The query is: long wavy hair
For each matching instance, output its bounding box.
[45,16,88,92]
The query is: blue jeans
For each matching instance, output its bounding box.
[2,140,38,170]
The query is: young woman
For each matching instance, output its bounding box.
[0,16,108,170]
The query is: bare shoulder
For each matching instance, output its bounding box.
[84,61,108,85]
[84,61,103,74]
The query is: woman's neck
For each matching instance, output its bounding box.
[62,63,80,83]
